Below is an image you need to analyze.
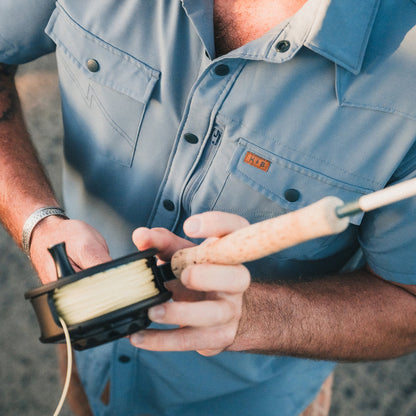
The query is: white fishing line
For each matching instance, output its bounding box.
[49,258,161,415]
[53,258,159,325]
[53,317,72,416]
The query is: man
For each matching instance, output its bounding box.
[1,1,416,415]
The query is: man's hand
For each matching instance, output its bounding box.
[29,215,112,284]
[129,212,251,356]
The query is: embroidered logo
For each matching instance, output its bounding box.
[243,151,271,172]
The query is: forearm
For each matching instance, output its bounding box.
[129,214,416,359]
[235,269,416,361]
[0,63,59,246]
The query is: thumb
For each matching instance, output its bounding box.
[132,227,194,262]
[184,211,249,239]
[69,238,112,271]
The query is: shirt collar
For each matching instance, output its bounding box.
[181,0,215,58]
[305,0,381,74]
[218,0,381,75]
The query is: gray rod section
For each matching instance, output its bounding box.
[335,200,362,218]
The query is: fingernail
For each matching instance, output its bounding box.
[148,305,165,320]
[130,331,144,345]
[181,268,190,285]
[184,217,201,235]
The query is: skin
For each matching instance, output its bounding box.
[1,3,416,410]
[0,63,104,416]
[214,0,308,55]
[0,65,111,281]
[129,213,416,360]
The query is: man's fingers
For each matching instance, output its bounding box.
[164,279,205,302]
[148,299,236,327]
[181,264,251,294]
[132,227,194,261]
[30,218,112,283]
[130,326,234,353]
[183,211,249,239]
[71,240,112,269]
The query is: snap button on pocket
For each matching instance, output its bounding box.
[87,58,100,72]
[284,188,300,202]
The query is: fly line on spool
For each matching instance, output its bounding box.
[53,258,159,325]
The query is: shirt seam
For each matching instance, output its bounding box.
[52,3,159,77]
[237,139,374,195]
[0,32,18,61]
[220,114,384,188]
[340,99,416,122]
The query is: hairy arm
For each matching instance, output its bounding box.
[0,63,111,283]
[131,212,416,361]
[235,271,416,360]
[0,63,59,243]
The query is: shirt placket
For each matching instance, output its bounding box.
[148,58,245,231]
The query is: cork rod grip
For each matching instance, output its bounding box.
[171,196,350,278]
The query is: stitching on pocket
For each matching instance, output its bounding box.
[233,139,373,205]
[59,54,134,149]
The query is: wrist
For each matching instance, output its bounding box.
[22,206,68,257]
[232,283,287,354]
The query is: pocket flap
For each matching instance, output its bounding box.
[230,139,375,225]
[45,5,160,103]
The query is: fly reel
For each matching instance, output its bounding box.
[25,243,174,350]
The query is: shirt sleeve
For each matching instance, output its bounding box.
[358,141,416,285]
[0,0,56,64]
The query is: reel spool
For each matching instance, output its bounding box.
[25,243,174,350]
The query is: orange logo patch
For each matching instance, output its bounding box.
[243,151,271,172]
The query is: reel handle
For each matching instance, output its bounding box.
[48,242,75,278]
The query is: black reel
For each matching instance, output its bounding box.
[25,243,174,350]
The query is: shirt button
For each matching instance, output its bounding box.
[184,133,199,144]
[163,199,175,211]
[284,188,300,202]
[87,58,100,72]
[118,355,131,363]
[214,64,230,76]
[275,40,291,53]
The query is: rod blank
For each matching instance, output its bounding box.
[359,177,416,212]
[337,178,416,218]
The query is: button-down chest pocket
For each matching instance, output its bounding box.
[207,138,373,262]
[45,7,160,167]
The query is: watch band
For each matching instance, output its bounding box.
[22,207,67,257]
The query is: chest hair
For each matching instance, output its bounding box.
[213,0,307,56]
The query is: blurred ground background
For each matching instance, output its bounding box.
[0,53,415,415]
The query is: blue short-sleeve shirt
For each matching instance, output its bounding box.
[2,0,416,415]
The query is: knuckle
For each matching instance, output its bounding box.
[183,265,199,288]
[237,265,251,290]
[236,215,250,229]
[177,331,193,351]
[168,303,185,323]
[228,265,251,292]
[219,326,236,346]
[218,301,235,323]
